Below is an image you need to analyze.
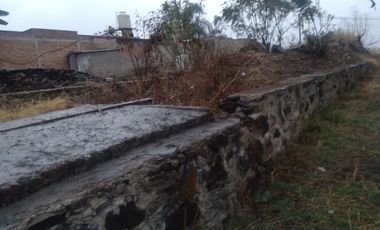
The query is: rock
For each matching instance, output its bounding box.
[90,198,108,213]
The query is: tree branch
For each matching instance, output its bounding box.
[370,0,376,9]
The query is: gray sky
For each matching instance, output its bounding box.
[1,0,379,44]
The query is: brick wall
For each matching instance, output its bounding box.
[0,28,118,70]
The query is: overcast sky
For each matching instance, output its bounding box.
[1,0,379,44]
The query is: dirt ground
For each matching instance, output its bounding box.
[225,44,361,83]
[0,69,103,94]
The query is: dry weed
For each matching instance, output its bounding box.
[0,97,72,122]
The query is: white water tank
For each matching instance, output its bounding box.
[117,12,132,29]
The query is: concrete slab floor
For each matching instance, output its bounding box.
[0,103,209,206]
[0,118,240,229]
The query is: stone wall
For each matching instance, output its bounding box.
[219,63,373,161]
[0,63,373,230]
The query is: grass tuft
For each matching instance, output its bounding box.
[0,97,72,122]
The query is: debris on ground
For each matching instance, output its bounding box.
[0,69,103,94]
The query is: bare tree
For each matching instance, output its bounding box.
[341,9,369,47]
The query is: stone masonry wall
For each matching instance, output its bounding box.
[0,63,373,230]
[220,63,373,163]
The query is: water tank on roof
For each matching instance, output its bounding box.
[117,12,132,29]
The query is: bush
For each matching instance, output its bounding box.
[302,9,335,57]
[304,31,334,57]
[333,31,368,53]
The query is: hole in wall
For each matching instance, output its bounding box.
[105,201,145,230]
[165,202,200,230]
[27,212,67,230]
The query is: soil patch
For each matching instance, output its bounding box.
[0,69,103,94]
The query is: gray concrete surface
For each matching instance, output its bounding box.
[0,118,240,230]
[0,103,209,206]
[69,49,136,78]
[0,99,153,132]
[0,62,373,230]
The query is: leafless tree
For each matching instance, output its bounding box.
[341,9,369,47]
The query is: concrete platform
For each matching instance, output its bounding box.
[0,118,240,230]
[0,62,372,230]
[0,99,153,132]
[0,103,209,206]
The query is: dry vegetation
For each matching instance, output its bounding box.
[0,36,372,122]
[146,36,367,111]
[0,97,72,122]
[1,0,374,122]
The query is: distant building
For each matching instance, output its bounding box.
[0,28,117,70]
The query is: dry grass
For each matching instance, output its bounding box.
[149,51,275,111]
[0,97,73,122]
[334,32,360,45]
[148,51,237,110]
[1,37,364,116]
[151,72,243,111]
[357,50,380,69]
[2,37,375,122]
